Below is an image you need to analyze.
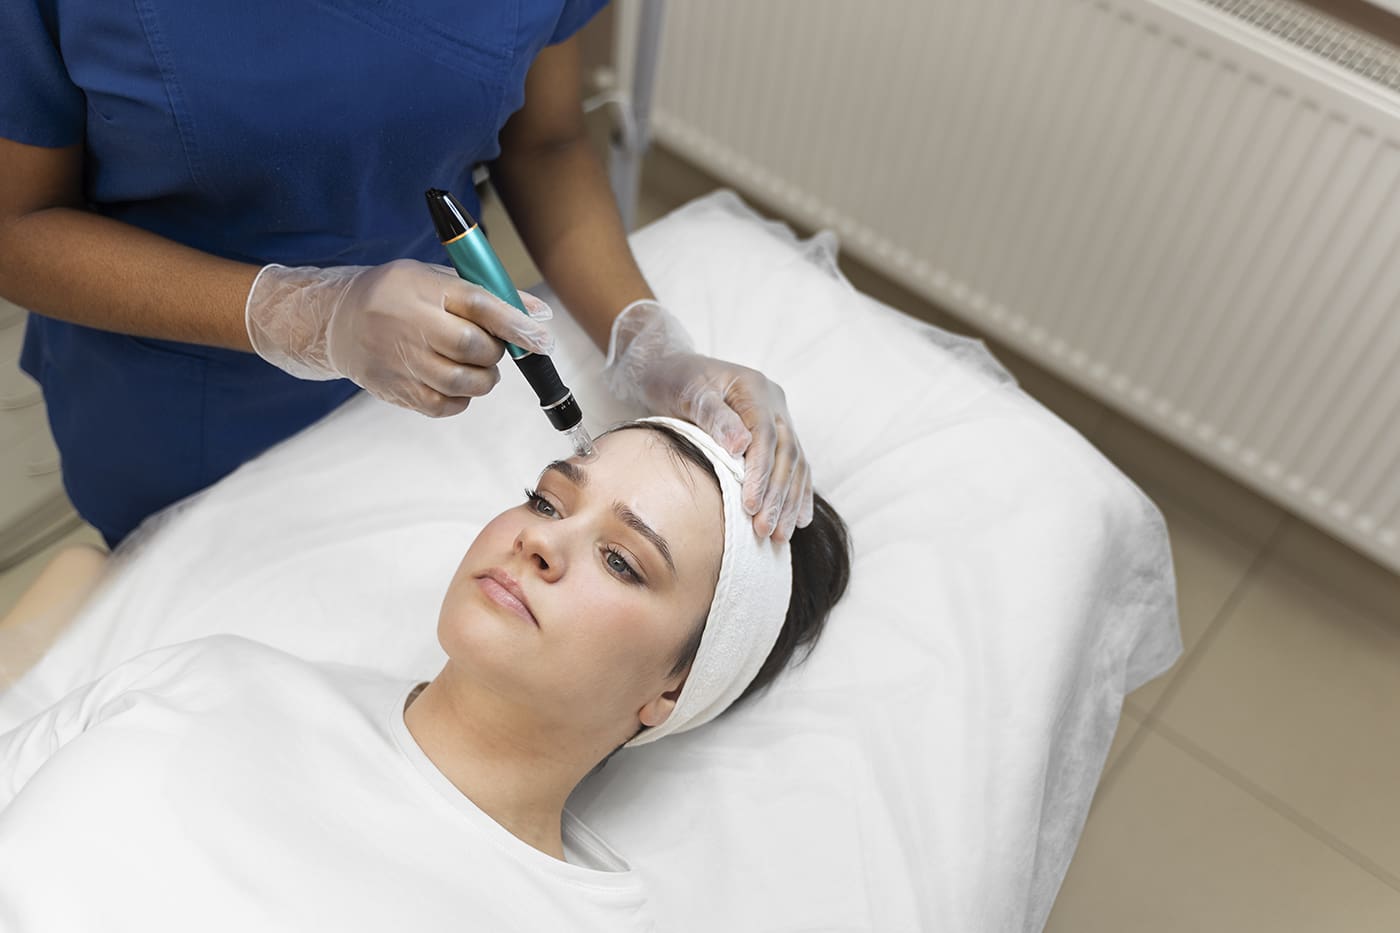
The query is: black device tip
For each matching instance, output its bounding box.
[425,188,474,242]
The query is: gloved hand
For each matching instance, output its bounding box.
[602,299,813,542]
[245,259,555,417]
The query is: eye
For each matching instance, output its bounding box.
[524,488,557,517]
[525,488,642,584]
[603,547,641,584]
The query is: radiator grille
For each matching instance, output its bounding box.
[1203,0,1400,92]
[651,0,1400,571]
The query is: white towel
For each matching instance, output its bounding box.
[622,416,793,747]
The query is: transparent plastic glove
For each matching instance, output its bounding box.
[602,300,813,541]
[246,259,555,417]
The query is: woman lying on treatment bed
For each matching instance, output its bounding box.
[0,418,850,932]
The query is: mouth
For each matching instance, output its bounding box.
[475,569,539,628]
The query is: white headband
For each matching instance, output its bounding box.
[623,417,793,747]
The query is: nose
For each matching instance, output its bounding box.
[514,520,565,582]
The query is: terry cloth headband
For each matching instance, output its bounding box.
[623,416,793,748]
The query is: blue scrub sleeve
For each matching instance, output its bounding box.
[549,0,611,45]
[0,0,86,147]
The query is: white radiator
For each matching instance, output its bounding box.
[648,0,1400,574]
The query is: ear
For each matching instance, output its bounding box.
[637,673,689,729]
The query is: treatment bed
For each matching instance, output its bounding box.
[0,190,1180,931]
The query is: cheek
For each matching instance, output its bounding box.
[439,516,515,625]
[455,511,527,579]
[470,512,518,554]
[567,586,690,677]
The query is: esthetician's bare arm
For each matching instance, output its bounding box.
[490,35,656,353]
[0,545,108,684]
[0,138,259,350]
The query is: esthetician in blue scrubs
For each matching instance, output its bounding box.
[0,1,814,548]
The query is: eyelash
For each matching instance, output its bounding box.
[522,488,642,584]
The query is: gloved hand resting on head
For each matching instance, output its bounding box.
[602,299,813,542]
[246,259,555,418]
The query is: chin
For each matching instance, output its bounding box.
[436,590,527,669]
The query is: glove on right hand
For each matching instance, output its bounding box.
[246,259,554,417]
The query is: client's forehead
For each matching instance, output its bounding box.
[547,429,700,490]
[541,428,723,571]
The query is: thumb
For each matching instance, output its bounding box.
[518,291,554,322]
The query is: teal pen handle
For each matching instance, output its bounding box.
[425,187,590,446]
[440,227,531,361]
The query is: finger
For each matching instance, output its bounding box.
[723,375,797,526]
[407,351,502,401]
[758,466,797,539]
[752,409,804,538]
[740,418,778,517]
[415,390,472,419]
[518,291,554,322]
[441,281,555,355]
[420,393,472,419]
[722,375,785,468]
[757,430,801,538]
[366,380,472,419]
[783,463,812,539]
[776,457,810,541]
[794,468,815,530]
[687,388,753,457]
[424,314,508,368]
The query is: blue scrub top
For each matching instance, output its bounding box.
[2,0,608,546]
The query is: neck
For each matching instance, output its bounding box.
[402,665,610,861]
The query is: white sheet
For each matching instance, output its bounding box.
[0,190,1180,931]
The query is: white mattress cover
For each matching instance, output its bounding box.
[0,191,1180,931]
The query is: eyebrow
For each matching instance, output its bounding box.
[543,461,677,577]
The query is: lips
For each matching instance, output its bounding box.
[477,569,539,627]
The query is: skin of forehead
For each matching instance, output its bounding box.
[545,430,720,579]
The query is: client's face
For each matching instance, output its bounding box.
[438,428,724,742]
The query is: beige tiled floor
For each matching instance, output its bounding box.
[3,146,1399,929]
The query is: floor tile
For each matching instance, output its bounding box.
[1104,705,1144,777]
[1094,412,1287,551]
[1082,706,1145,828]
[997,352,1110,441]
[636,186,684,229]
[1157,556,1400,882]
[1269,516,1400,629]
[641,145,725,216]
[1125,496,1262,713]
[1046,729,1400,932]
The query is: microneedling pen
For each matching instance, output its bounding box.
[425,188,595,459]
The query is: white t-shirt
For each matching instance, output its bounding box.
[0,636,656,932]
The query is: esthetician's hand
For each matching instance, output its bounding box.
[245,259,555,416]
[601,299,813,542]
